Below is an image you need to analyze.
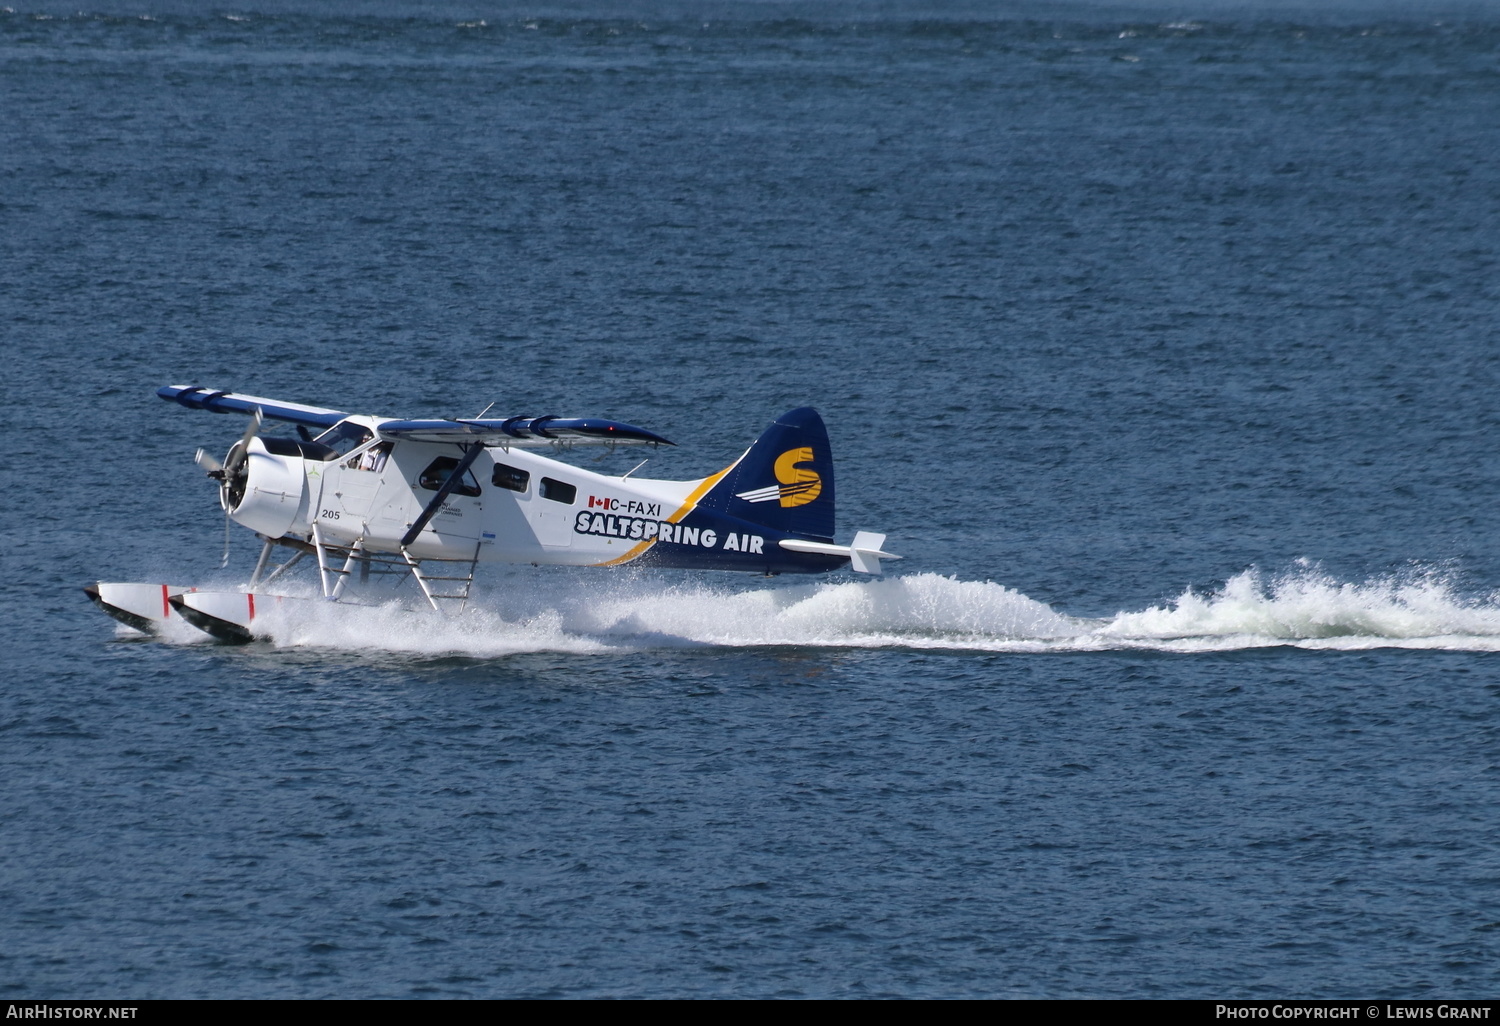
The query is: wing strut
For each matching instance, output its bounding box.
[400,444,485,549]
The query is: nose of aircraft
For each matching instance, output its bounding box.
[223,438,309,540]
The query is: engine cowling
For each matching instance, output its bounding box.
[223,437,309,539]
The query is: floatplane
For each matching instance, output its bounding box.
[86,386,899,642]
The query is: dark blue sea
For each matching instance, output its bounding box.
[5,0,1500,999]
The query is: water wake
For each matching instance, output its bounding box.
[237,566,1500,657]
[1100,567,1500,652]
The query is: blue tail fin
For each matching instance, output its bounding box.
[697,407,836,542]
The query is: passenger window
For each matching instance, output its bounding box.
[418,457,482,497]
[539,477,576,504]
[492,463,530,493]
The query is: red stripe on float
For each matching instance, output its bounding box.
[248,593,256,622]
[162,583,170,619]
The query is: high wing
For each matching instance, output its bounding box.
[377,416,673,448]
[158,385,347,429]
[158,384,674,447]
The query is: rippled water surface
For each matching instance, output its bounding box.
[4,0,1500,998]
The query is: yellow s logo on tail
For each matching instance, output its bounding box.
[774,447,822,507]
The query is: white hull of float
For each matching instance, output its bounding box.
[169,589,289,643]
[86,581,304,643]
[84,582,197,634]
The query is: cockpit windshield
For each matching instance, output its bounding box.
[314,421,374,457]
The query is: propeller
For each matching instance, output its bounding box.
[193,409,261,481]
[222,408,263,481]
[199,409,262,570]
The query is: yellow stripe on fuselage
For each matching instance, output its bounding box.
[592,462,736,567]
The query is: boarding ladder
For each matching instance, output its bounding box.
[397,549,480,615]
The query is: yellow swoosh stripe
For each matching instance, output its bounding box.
[593,462,736,567]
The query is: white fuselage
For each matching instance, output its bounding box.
[230,417,717,566]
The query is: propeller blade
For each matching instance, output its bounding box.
[194,447,224,474]
[222,408,263,479]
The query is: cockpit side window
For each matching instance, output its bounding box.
[346,441,392,473]
[418,457,482,497]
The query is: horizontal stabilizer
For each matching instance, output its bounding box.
[158,385,347,429]
[778,531,901,575]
